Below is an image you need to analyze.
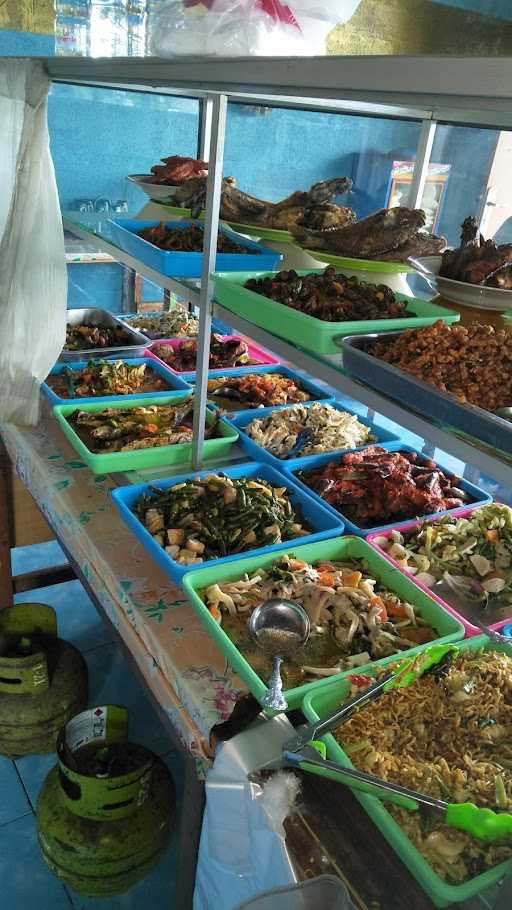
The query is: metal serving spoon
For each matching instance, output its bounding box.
[434,579,512,645]
[249,598,310,712]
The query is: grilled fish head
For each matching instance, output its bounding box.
[306,177,353,205]
[173,176,208,217]
[292,206,428,259]
[298,202,356,232]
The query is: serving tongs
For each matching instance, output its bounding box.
[259,644,512,843]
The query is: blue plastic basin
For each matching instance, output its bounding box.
[112,461,344,582]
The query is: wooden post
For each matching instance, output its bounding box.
[0,436,14,608]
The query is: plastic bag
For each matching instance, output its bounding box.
[0,60,67,426]
[193,715,302,910]
[234,876,356,910]
[148,0,362,57]
[194,774,299,910]
[193,717,358,910]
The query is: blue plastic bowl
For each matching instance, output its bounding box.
[111,461,344,583]
[108,219,282,278]
[231,399,403,470]
[42,357,191,407]
[285,445,492,537]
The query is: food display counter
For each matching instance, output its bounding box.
[3,54,512,910]
[0,395,468,910]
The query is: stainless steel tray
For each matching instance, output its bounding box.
[60,308,148,362]
[339,331,512,454]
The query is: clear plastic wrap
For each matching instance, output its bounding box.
[0,60,67,426]
[148,0,362,57]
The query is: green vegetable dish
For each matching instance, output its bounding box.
[135,475,309,567]
[372,503,512,606]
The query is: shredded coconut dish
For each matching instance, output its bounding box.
[244,403,375,459]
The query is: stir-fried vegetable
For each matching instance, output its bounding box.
[373,503,512,604]
[336,649,512,883]
[68,397,219,453]
[201,553,437,679]
[207,373,311,410]
[125,309,199,338]
[135,475,309,565]
[48,360,170,399]
[245,403,375,459]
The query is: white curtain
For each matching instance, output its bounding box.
[0,59,67,425]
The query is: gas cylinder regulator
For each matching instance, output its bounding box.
[0,603,88,758]
[37,704,176,897]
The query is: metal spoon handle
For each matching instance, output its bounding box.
[286,672,394,752]
[312,671,394,740]
[262,656,288,713]
[283,749,447,814]
[472,618,512,645]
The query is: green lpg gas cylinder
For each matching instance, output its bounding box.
[0,603,88,757]
[37,705,176,896]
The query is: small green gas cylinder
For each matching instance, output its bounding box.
[0,603,88,757]
[37,705,176,897]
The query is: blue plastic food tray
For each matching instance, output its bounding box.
[191,364,334,419]
[230,400,402,469]
[108,219,282,278]
[42,357,191,407]
[111,461,344,582]
[285,445,492,537]
[341,332,512,456]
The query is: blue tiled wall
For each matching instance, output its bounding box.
[224,106,419,221]
[49,84,199,212]
[431,124,497,246]
[0,30,54,55]
[434,0,512,18]
[51,86,499,251]
[67,262,123,310]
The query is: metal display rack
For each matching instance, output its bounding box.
[41,54,512,486]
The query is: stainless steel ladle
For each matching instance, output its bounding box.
[248,598,310,713]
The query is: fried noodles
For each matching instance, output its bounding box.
[335,650,512,882]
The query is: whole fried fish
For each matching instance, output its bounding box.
[292,206,445,262]
[174,176,354,232]
[375,232,446,261]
